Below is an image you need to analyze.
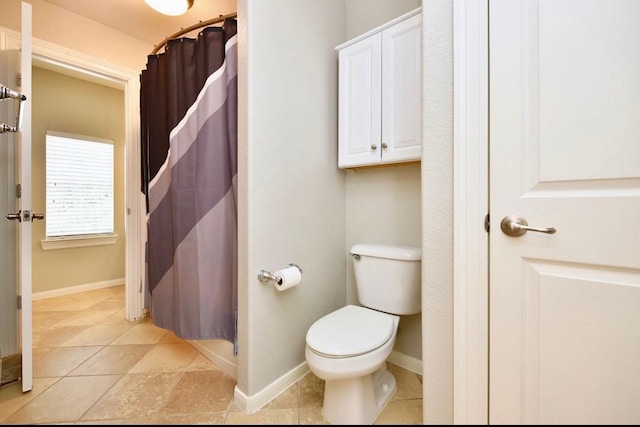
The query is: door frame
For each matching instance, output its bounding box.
[26,35,144,321]
[452,0,489,423]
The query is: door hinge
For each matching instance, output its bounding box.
[16,183,21,198]
[17,295,21,309]
[484,213,490,232]
[16,72,21,88]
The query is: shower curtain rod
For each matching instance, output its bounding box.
[151,12,238,55]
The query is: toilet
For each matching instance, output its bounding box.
[305,243,421,425]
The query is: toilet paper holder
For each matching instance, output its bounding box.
[258,263,303,286]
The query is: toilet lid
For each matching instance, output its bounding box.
[306,305,396,358]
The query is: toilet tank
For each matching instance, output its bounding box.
[350,243,422,315]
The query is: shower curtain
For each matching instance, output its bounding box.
[140,19,238,350]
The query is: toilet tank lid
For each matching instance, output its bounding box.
[350,243,421,261]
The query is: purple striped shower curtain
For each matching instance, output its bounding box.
[140,19,237,351]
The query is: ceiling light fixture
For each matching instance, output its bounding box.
[144,0,194,16]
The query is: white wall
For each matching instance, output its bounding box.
[421,0,454,424]
[237,0,347,401]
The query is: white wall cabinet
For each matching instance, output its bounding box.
[337,8,422,169]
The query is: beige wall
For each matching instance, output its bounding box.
[31,66,125,293]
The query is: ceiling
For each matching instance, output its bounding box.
[40,0,237,47]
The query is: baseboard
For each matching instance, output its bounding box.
[232,351,422,414]
[187,339,237,380]
[233,361,310,414]
[32,278,125,301]
[388,350,423,375]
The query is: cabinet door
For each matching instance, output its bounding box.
[338,33,382,168]
[381,13,422,164]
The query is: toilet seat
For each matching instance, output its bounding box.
[306,305,396,358]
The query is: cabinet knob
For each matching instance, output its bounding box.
[371,144,378,150]
[381,142,388,149]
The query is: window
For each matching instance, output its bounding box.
[45,131,114,241]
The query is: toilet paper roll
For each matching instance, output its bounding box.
[273,266,302,291]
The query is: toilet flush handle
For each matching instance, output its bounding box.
[350,253,361,261]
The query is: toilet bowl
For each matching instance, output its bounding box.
[305,305,400,425]
[304,243,421,425]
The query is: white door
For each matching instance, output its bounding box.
[2,2,33,393]
[18,1,33,393]
[489,0,640,424]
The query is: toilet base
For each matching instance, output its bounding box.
[321,363,397,425]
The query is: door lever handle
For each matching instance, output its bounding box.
[500,214,556,237]
[6,210,21,222]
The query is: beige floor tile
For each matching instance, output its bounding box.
[32,324,88,348]
[23,285,420,425]
[101,308,136,326]
[60,324,133,346]
[68,344,154,376]
[53,309,120,327]
[127,342,198,373]
[32,296,104,312]
[158,329,186,344]
[161,370,236,415]
[4,375,121,424]
[225,407,299,425]
[32,310,78,332]
[81,372,184,421]
[299,372,324,408]
[0,377,59,423]
[298,407,329,425]
[227,401,245,413]
[75,413,227,424]
[33,345,102,377]
[375,398,423,425]
[264,382,300,410]
[185,353,226,371]
[388,363,423,401]
[110,321,170,345]
[89,297,128,311]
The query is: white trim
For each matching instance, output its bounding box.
[20,1,33,394]
[40,234,118,250]
[187,339,237,379]
[32,278,124,301]
[453,0,489,424]
[388,350,423,375]
[233,362,310,414]
[29,35,144,321]
[123,73,144,322]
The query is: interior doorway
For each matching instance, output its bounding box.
[29,39,144,321]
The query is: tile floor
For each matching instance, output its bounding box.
[0,285,423,424]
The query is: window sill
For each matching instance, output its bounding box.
[40,234,119,251]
